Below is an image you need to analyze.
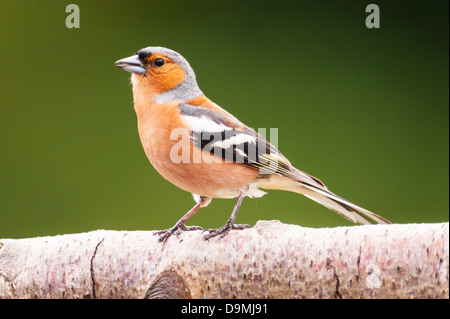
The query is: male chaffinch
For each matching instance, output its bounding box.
[115,46,390,241]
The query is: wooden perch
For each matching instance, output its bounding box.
[0,221,448,299]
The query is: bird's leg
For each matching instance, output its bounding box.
[155,202,203,243]
[204,191,248,240]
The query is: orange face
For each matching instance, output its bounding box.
[136,54,186,94]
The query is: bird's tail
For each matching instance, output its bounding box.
[298,182,390,224]
[258,173,390,224]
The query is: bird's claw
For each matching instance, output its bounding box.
[154,224,203,243]
[203,223,249,240]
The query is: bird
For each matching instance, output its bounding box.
[115,46,390,241]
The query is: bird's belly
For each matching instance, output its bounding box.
[138,119,259,199]
[148,150,259,199]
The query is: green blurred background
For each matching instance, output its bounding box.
[0,0,448,238]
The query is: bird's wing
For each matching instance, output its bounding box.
[178,103,325,187]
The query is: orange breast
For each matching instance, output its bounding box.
[135,100,259,198]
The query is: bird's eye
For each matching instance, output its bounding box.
[154,58,165,67]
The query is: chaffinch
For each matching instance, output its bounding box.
[115,46,390,241]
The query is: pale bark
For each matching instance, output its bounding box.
[0,221,448,299]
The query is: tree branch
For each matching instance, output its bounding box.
[0,221,448,298]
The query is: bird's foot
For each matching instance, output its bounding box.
[155,224,203,243]
[203,222,249,240]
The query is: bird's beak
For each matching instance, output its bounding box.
[115,55,146,75]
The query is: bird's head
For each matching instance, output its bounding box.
[115,46,202,104]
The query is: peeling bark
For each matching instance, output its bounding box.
[0,221,448,299]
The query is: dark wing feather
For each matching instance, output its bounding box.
[179,103,316,181]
